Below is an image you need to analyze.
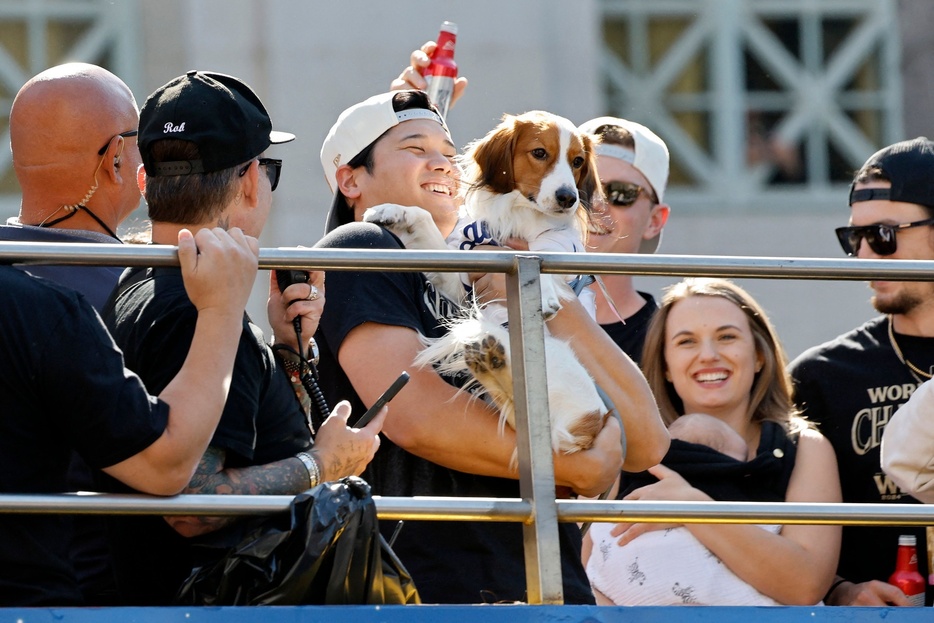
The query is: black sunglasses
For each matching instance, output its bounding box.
[238,158,283,191]
[603,181,653,207]
[97,130,138,156]
[835,217,934,256]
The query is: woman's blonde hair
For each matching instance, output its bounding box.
[641,278,803,429]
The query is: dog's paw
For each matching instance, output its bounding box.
[561,410,605,454]
[540,276,563,319]
[464,334,508,376]
[363,203,415,231]
[464,332,516,435]
[363,203,452,253]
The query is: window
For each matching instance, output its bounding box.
[0,0,140,197]
[600,0,902,211]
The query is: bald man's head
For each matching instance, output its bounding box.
[11,63,140,221]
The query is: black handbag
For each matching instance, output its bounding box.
[175,476,420,605]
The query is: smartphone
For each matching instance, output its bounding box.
[354,371,410,427]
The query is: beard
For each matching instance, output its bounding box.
[872,286,925,315]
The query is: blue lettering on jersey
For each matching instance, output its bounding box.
[459,219,499,251]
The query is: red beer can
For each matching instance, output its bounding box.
[424,21,458,119]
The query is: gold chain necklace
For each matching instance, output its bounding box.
[887,315,933,382]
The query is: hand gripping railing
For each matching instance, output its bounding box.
[4,241,934,606]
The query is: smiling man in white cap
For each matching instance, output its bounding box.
[314,90,667,604]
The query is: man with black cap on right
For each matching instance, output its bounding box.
[102,71,385,604]
[790,137,934,606]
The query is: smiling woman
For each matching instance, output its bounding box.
[662,295,764,430]
[582,278,842,606]
[647,280,781,431]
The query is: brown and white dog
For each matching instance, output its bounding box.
[456,110,599,257]
[364,111,607,456]
[366,110,601,310]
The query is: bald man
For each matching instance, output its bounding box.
[0,63,143,604]
[0,62,142,309]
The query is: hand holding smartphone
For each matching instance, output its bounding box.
[354,371,409,427]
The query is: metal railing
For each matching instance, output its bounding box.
[3,241,934,605]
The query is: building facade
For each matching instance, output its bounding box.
[0,0,929,356]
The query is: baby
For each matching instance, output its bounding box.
[668,413,749,461]
[586,413,782,606]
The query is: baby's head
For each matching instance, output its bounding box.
[669,413,747,461]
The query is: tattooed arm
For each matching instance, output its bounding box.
[166,400,385,538]
[164,446,310,537]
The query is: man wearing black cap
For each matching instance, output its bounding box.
[790,137,934,606]
[314,90,667,604]
[101,71,385,604]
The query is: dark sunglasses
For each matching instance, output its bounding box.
[97,130,138,156]
[603,181,652,207]
[835,217,934,256]
[238,158,283,191]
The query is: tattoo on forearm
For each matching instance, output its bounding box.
[167,446,310,534]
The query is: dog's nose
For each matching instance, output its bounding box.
[555,186,578,210]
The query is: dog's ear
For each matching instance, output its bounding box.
[469,114,518,194]
[576,132,603,208]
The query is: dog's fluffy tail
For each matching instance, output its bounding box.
[414,304,508,370]
[416,304,607,455]
[415,305,512,434]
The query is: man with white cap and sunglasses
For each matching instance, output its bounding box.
[314,89,667,604]
[577,117,671,362]
[790,137,934,606]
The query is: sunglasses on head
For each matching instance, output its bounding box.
[239,158,282,191]
[603,181,653,207]
[97,130,138,156]
[835,217,934,256]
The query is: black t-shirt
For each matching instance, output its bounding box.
[315,222,594,604]
[599,291,658,365]
[103,266,311,605]
[789,316,933,599]
[0,266,168,606]
[0,223,125,603]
